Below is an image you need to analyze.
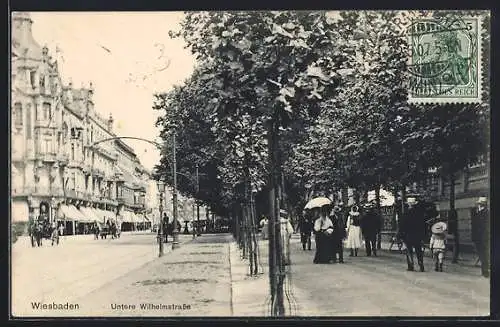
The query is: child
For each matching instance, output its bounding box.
[430,222,447,272]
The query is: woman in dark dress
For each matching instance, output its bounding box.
[313,206,334,264]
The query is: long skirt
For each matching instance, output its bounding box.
[314,233,333,264]
[346,225,362,249]
[261,224,269,239]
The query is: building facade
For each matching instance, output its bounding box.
[11,12,151,235]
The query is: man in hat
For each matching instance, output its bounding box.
[398,197,426,272]
[280,209,294,265]
[298,210,313,250]
[360,202,381,256]
[471,197,489,278]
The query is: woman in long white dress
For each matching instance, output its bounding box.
[346,205,363,257]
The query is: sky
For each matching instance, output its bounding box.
[29,12,197,171]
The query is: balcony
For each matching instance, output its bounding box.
[129,202,145,209]
[40,152,58,163]
[90,167,104,178]
[82,163,92,175]
[116,197,126,205]
[57,153,69,166]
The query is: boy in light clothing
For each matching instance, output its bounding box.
[430,223,447,272]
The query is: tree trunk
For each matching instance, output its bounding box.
[449,173,460,263]
[267,118,284,316]
[375,185,382,249]
[341,186,349,225]
[401,185,407,217]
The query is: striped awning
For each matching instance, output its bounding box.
[121,210,134,223]
[79,207,100,222]
[91,208,107,223]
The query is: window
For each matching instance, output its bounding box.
[30,71,36,89]
[71,172,76,191]
[39,74,45,92]
[14,103,22,127]
[44,139,51,154]
[43,102,51,120]
[26,104,31,139]
[71,144,75,160]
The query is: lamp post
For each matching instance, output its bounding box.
[196,164,201,236]
[172,132,180,250]
[156,179,165,257]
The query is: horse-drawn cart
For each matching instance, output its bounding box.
[29,221,59,247]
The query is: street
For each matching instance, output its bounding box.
[11,232,489,317]
[11,232,193,317]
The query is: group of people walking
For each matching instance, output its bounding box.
[257,195,489,278]
[301,202,381,264]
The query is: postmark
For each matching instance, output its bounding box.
[407,15,483,103]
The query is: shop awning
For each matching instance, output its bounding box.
[11,201,29,222]
[103,209,116,222]
[79,207,100,222]
[58,205,76,221]
[121,210,134,223]
[91,208,107,223]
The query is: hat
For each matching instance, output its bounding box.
[476,197,487,204]
[431,221,447,234]
[363,202,374,208]
[407,197,417,205]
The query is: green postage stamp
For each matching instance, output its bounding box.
[407,15,483,103]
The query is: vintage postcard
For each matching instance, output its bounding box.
[10,10,491,318]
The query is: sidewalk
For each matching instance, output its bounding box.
[229,236,318,317]
[58,234,233,317]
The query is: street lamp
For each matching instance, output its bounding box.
[171,132,180,250]
[156,179,165,257]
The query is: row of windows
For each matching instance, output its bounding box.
[13,102,52,130]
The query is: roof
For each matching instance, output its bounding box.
[115,165,147,189]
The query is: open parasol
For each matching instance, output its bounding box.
[304,197,332,210]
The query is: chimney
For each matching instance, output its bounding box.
[107,113,114,132]
[88,81,94,100]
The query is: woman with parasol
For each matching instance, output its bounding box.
[305,197,334,264]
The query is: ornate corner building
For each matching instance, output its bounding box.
[11,12,152,235]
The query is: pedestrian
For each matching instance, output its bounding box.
[259,215,269,240]
[313,206,334,264]
[346,205,363,257]
[298,210,314,250]
[360,202,382,257]
[329,207,346,263]
[471,197,490,278]
[58,223,65,236]
[430,222,447,272]
[280,209,294,265]
[398,197,427,272]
